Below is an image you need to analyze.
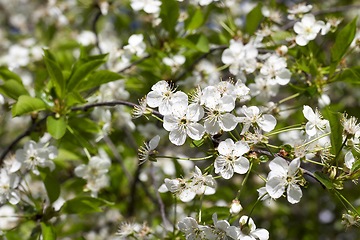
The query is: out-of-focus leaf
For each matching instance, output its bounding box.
[77,70,123,91]
[39,167,61,204]
[13,95,47,117]
[160,0,179,37]
[184,7,203,31]
[336,66,360,84]
[245,3,263,34]
[67,91,87,106]
[61,196,114,214]
[67,60,106,91]
[0,79,29,100]
[186,34,209,53]
[0,67,22,83]
[330,16,357,76]
[44,55,65,99]
[40,222,56,240]
[47,115,67,139]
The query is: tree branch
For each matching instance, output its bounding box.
[117,54,151,73]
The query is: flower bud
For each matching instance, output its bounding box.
[230,199,243,215]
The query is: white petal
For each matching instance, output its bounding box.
[187,123,205,140]
[219,113,238,131]
[149,135,160,150]
[295,34,309,46]
[171,91,188,104]
[169,129,187,146]
[164,115,179,131]
[266,177,285,199]
[74,164,87,177]
[303,105,315,122]
[258,114,276,132]
[345,151,355,169]
[218,139,234,156]
[147,91,163,107]
[219,95,235,112]
[287,184,302,204]
[276,68,291,85]
[251,229,269,240]
[8,191,20,205]
[233,141,250,156]
[179,189,196,202]
[204,120,221,135]
[221,49,235,64]
[269,157,288,175]
[288,158,300,176]
[233,157,250,174]
[187,104,204,122]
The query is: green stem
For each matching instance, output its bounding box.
[267,144,281,149]
[237,162,253,199]
[151,114,163,122]
[305,159,325,166]
[263,143,275,158]
[308,146,332,153]
[251,169,267,182]
[156,155,215,161]
[335,190,360,216]
[246,193,268,225]
[265,126,304,137]
[277,93,300,105]
[334,136,348,169]
[229,131,238,141]
[299,132,331,148]
[199,194,205,223]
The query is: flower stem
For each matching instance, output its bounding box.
[263,143,275,158]
[246,193,268,225]
[334,189,360,216]
[156,155,215,161]
[237,162,253,199]
[151,114,163,122]
[229,131,238,141]
[334,135,348,169]
[277,93,300,105]
[299,132,331,148]
[251,169,267,182]
[305,159,325,166]
[265,126,304,136]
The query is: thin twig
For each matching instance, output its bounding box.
[117,54,151,73]
[71,100,163,118]
[127,164,142,217]
[92,9,104,57]
[0,113,54,164]
[174,45,227,81]
[151,162,168,232]
[103,135,133,182]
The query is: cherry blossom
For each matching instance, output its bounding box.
[226,215,269,240]
[266,157,302,204]
[237,105,277,134]
[215,139,250,179]
[303,105,329,137]
[260,55,291,85]
[0,169,20,205]
[138,135,160,164]
[130,0,162,14]
[287,3,313,20]
[293,14,326,46]
[178,217,209,240]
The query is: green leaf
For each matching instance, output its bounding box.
[330,16,358,76]
[44,56,65,99]
[314,172,333,189]
[160,0,179,37]
[67,60,106,91]
[0,79,29,100]
[67,91,87,106]
[47,115,67,139]
[54,148,79,161]
[13,96,47,117]
[259,155,269,163]
[61,196,113,214]
[68,118,100,133]
[245,3,263,34]
[0,67,22,83]
[336,66,360,84]
[323,107,343,156]
[39,167,61,204]
[77,70,123,91]
[186,34,209,53]
[184,8,203,31]
[40,222,56,240]
[191,139,204,148]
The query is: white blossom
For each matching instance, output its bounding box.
[303,105,329,137]
[163,55,186,73]
[293,14,326,46]
[147,80,188,115]
[226,216,269,240]
[221,39,258,75]
[130,0,162,14]
[344,151,356,170]
[266,157,302,204]
[178,217,209,240]
[138,135,160,164]
[76,30,97,46]
[123,34,147,62]
[0,169,20,205]
[215,139,250,179]
[287,3,313,20]
[249,75,279,102]
[237,106,277,134]
[260,55,291,85]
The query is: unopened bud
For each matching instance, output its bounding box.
[230,200,243,215]
[276,45,288,56]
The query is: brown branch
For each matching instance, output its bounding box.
[174,45,227,82]
[117,54,151,73]
[151,162,168,232]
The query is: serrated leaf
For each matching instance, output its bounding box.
[61,196,114,214]
[0,67,22,83]
[314,172,333,189]
[44,56,65,99]
[40,222,56,240]
[245,3,263,34]
[323,107,343,156]
[39,167,60,204]
[47,115,67,139]
[67,60,106,91]
[13,96,47,117]
[330,16,358,76]
[0,79,29,100]
[77,70,123,92]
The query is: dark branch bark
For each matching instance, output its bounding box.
[117,54,151,73]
